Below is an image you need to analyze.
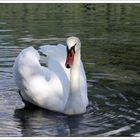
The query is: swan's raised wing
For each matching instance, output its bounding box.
[39,44,66,64]
[39,44,70,79]
[13,46,69,112]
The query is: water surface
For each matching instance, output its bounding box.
[0,4,140,137]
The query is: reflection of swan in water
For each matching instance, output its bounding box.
[14,107,83,136]
[13,37,88,115]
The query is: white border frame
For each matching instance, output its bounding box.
[0,137,140,139]
[0,0,140,3]
[0,1,139,139]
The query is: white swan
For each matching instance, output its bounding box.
[13,37,88,115]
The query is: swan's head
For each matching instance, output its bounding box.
[65,36,81,69]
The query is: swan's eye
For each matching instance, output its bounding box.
[66,43,76,55]
[70,43,76,53]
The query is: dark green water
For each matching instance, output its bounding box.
[0,3,140,137]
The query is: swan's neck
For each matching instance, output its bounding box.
[70,49,80,95]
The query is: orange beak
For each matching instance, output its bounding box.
[65,48,75,69]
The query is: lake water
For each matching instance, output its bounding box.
[0,3,140,137]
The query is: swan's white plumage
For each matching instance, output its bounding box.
[13,37,88,115]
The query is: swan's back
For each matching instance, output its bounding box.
[13,46,69,112]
